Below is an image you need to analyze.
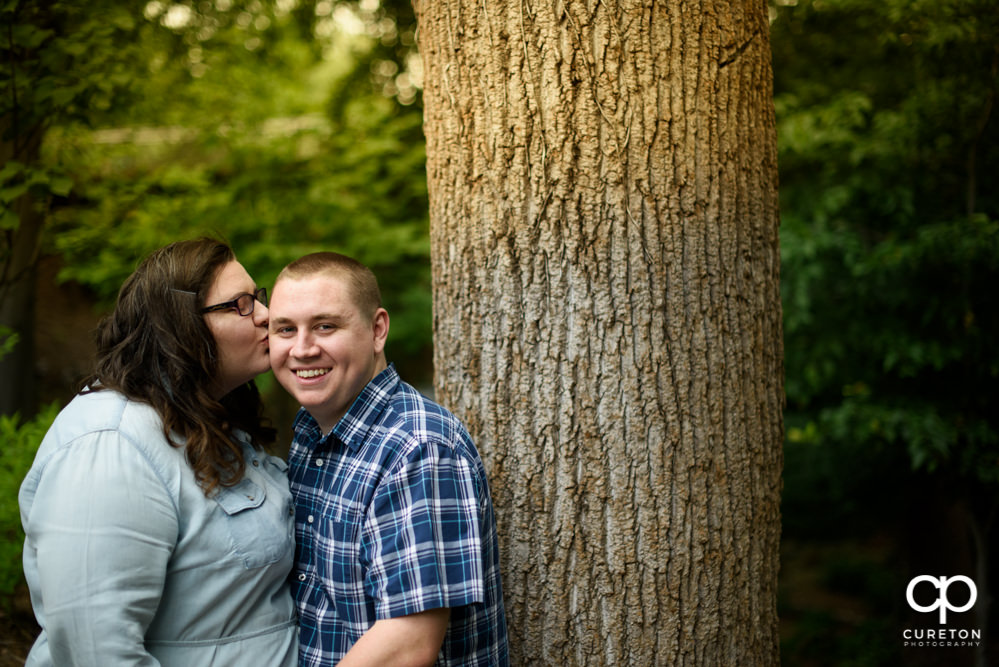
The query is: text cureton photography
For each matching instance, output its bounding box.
[902,575,983,650]
[902,628,982,648]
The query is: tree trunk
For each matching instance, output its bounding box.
[415,0,783,664]
[0,115,44,418]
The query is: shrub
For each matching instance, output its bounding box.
[0,403,59,602]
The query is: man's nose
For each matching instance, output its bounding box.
[291,332,319,357]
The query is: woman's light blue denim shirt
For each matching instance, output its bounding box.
[19,389,298,666]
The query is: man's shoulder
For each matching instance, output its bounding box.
[385,380,469,443]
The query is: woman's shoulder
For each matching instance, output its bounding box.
[32,390,180,471]
[55,389,163,436]
[21,391,184,511]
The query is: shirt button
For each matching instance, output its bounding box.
[307,515,314,524]
[252,459,260,467]
[298,573,307,582]
[315,458,324,467]
[288,506,294,516]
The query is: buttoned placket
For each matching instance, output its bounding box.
[294,438,333,586]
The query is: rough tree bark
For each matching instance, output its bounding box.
[414,0,783,664]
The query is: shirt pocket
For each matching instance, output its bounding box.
[314,508,366,622]
[215,477,291,569]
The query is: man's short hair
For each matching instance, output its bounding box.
[277,252,382,319]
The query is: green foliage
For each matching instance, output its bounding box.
[4,0,434,370]
[0,0,144,129]
[0,326,18,358]
[0,161,72,229]
[774,0,999,488]
[25,1,432,364]
[782,216,999,480]
[776,5,999,659]
[1,0,145,268]
[46,99,431,358]
[0,402,58,602]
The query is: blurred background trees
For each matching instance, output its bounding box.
[2,0,997,664]
[775,0,998,664]
[2,0,430,418]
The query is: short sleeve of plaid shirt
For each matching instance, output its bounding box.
[364,437,486,620]
[290,366,508,666]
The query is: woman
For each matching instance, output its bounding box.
[19,238,297,666]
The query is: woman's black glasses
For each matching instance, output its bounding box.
[200,287,268,316]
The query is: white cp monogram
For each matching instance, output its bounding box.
[906,575,977,624]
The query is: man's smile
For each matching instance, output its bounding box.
[295,368,331,379]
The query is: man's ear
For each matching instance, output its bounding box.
[372,308,390,354]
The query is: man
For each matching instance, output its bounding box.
[268,252,509,667]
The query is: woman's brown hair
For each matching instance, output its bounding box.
[85,238,275,495]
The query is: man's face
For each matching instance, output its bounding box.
[268,273,388,433]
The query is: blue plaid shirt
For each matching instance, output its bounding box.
[288,365,509,666]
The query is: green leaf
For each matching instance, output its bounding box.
[0,208,19,230]
[49,176,73,197]
[0,183,29,204]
